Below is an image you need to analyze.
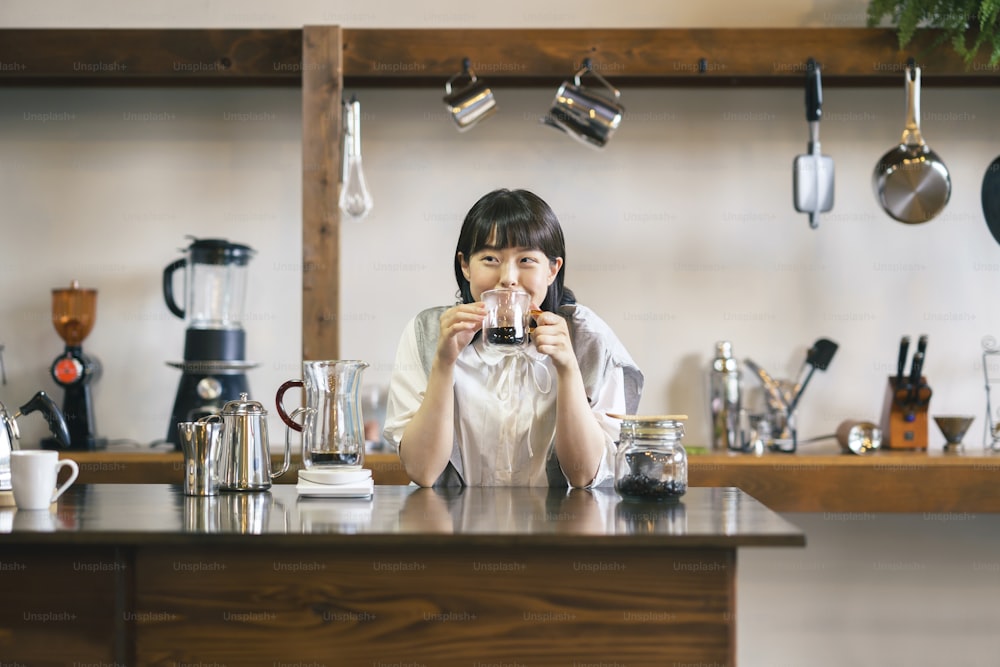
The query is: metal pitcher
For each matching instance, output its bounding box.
[275,360,369,470]
[218,392,289,491]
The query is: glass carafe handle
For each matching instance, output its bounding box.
[275,380,304,431]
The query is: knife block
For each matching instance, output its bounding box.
[879,376,929,450]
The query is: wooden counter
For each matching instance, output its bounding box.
[60,448,1000,513]
[0,484,803,665]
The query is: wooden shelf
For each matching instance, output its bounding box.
[340,27,1000,86]
[2,28,999,86]
[0,29,303,85]
[689,450,1000,513]
[60,450,1000,513]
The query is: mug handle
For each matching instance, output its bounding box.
[444,57,476,95]
[576,58,621,100]
[52,458,79,503]
[526,309,544,336]
[275,380,304,431]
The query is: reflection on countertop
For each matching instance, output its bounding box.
[0,484,804,548]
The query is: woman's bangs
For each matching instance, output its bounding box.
[472,216,546,255]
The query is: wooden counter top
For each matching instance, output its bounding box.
[57,447,1000,513]
[0,484,803,548]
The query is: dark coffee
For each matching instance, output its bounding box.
[487,326,525,346]
[309,452,361,466]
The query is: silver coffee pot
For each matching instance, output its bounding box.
[1,391,71,490]
[217,393,289,491]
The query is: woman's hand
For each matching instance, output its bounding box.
[436,302,486,365]
[530,309,578,373]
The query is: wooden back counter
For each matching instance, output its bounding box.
[58,446,1000,513]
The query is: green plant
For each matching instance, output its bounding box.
[867,0,1000,66]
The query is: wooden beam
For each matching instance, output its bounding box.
[340,27,1000,85]
[4,28,1000,87]
[0,29,302,84]
[301,26,342,360]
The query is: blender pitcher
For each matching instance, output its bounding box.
[162,236,254,361]
[275,360,369,469]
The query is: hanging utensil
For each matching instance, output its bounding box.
[793,58,834,229]
[787,338,838,414]
[873,60,951,224]
[339,95,374,220]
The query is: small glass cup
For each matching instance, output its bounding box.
[481,289,537,354]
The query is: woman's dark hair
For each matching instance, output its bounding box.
[453,188,575,311]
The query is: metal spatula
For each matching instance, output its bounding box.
[793,58,834,229]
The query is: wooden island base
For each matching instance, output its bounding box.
[0,485,803,665]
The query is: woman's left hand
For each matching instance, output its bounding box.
[530,309,577,372]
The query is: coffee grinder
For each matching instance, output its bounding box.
[163,237,256,449]
[43,280,106,450]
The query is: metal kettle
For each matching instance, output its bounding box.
[1,391,71,490]
[217,393,289,491]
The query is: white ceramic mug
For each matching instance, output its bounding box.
[10,450,79,511]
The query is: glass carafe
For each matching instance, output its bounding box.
[614,415,688,502]
[276,360,369,469]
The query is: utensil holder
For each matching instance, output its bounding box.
[879,376,929,450]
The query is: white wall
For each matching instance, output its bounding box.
[2,2,1000,665]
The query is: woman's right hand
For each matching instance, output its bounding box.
[436,302,486,365]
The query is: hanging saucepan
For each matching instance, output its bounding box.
[981,154,1000,245]
[873,60,951,224]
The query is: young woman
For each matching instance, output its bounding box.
[383,189,642,488]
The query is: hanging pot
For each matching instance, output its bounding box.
[873,61,951,224]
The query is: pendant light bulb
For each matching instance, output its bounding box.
[339,96,373,221]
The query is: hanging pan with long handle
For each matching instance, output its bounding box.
[982,159,1000,244]
[980,148,1000,245]
[873,60,951,224]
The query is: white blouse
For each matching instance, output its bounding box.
[383,313,627,487]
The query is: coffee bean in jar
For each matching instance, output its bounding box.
[610,414,688,502]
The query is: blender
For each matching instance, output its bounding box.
[163,237,256,449]
[43,280,106,450]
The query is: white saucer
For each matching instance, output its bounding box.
[295,478,374,499]
[298,467,372,486]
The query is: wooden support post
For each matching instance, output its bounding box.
[301,25,342,360]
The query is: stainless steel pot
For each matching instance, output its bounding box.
[873,62,951,224]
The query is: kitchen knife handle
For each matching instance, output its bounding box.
[896,336,910,385]
[805,58,822,122]
[908,351,925,399]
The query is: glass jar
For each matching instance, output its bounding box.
[614,415,688,502]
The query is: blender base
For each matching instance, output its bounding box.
[166,370,250,450]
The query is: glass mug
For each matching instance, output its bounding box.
[481,289,541,354]
[276,360,369,469]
